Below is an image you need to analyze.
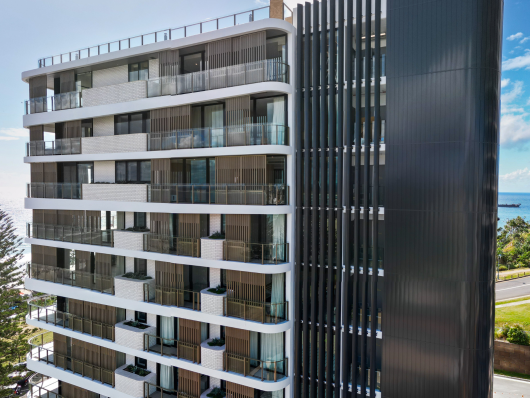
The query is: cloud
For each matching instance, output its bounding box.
[521,37,530,44]
[500,168,530,181]
[0,128,27,141]
[501,81,524,104]
[508,32,524,41]
[501,79,511,88]
[500,112,530,147]
[503,53,530,70]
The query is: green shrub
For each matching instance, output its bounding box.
[122,272,152,280]
[207,338,225,347]
[207,387,226,398]
[207,285,226,295]
[209,231,225,240]
[507,325,530,346]
[499,265,508,271]
[496,324,511,339]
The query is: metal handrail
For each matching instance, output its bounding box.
[24,91,81,115]
[27,182,82,199]
[27,301,115,341]
[26,137,82,156]
[223,297,288,324]
[28,332,115,387]
[143,234,200,257]
[144,382,196,398]
[223,241,289,264]
[149,123,289,150]
[144,284,201,311]
[143,333,200,363]
[37,5,294,68]
[27,263,115,295]
[148,183,288,205]
[223,352,287,382]
[27,222,114,247]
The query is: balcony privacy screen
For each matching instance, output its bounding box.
[159,49,180,77]
[226,382,254,398]
[31,244,57,267]
[29,125,44,141]
[29,75,47,99]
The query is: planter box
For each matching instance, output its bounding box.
[201,339,225,371]
[114,230,149,251]
[82,133,148,154]
[82,184,147,202]
[115,363,156,398]
[115,320,156,351]
[201,238,225,261]
[494,339,530,375]
[201,288,226,316]
[115,275,155,302]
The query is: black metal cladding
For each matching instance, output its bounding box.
[384,0,502,398]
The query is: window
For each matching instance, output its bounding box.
[182,52,203,74]
[75,72,92,92]
[266,35,287,63]
[81,119,93,137]
[134,212,146,229]
[114,112,150,135]
[135,356,147,369]
[134,258,147,276]
[116,161,151,183]
[135,311,147,323]
[129,61,149,82]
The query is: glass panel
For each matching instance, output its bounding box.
[77,163,93,184]
[186,24,201,37]
[81,119,93,137]
[127,162,138,182]
[80,49,89,59]
[75,71,92,92]
[202,20,217,33]
[116,162,127,182]
[143,33,155,45]
[99,44,108,55]
[139,61,149,81]
[190,159,207,184]
[266,36,287,63]
[116,115,129,135]
[134,212,147,228]
[255,96,285,125]
[129,63,139,82]
[171,28,185,39]
[218,15,235,29]
[140,161,151,182]
[120,39,129,50]
[191,107,202,128]
[130,113,143,134]
[235,11,253,25]
[109,41,120,52]
[182,53,203,74]
[254,7,270,21]
[204,104,224,128]
[130,36,142,48]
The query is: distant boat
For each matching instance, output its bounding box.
[499,203,521,208]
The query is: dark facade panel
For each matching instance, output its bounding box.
[384,0,502,397]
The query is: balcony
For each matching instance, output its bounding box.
[27,297,115,341]
[223,352,287,382]
[144,333,201,363]
[28,263,115,294]
[148,184,288,205]
[27,182,288,206]
[24,59,289,116]
[143,284,202,311]
[144,382,196,398]
[149,123,288,150]
[224,298,288,324]
[36,4,292,68]
[28,332,116,387]
[27,223,113,248]
[143,234,201,257]
[27,137,81,156]
[223,241,289,264]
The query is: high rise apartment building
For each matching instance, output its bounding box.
[22,1,502,398]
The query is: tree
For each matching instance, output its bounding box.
[0,209,36,396]
[497,216,530,267]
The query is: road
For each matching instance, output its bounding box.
[494,375,530,395]
[496,275,530,301]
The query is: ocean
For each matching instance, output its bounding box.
[0,192,526,262]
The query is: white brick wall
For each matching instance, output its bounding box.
[114,231,148,251]
[147,259,155,278]
[125,256,134,272]
[149,59,159,79]
[115,320,156,351]
[82,134,148,154]
[125,212,135,229]
[93,65,128,88]
[201,288,225,316]
[209,324,221,339]
[83,80,147,108]
[201,238,224,261]
[210,214,221,234]
[115,362,156,398]
[210,268,221,288]
[115,275,155,302]
[93,116,115,137]
[201,339,225,371]
[82,184,147,202]
[94,161,115,183]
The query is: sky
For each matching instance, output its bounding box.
[0,0,528,197]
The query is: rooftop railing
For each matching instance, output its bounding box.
[224,297,288,324]
[149,123,288,150]
[28,332,115,387]
[27,222,114,247]
[148,184,288,205]
[37,5,293,68]
[223,352,287,382]
[27,263,115,294]
[27,299,115,341]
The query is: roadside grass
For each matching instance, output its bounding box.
[495,369,530,381]
[496,303,530,329]
[496,296,530,306]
